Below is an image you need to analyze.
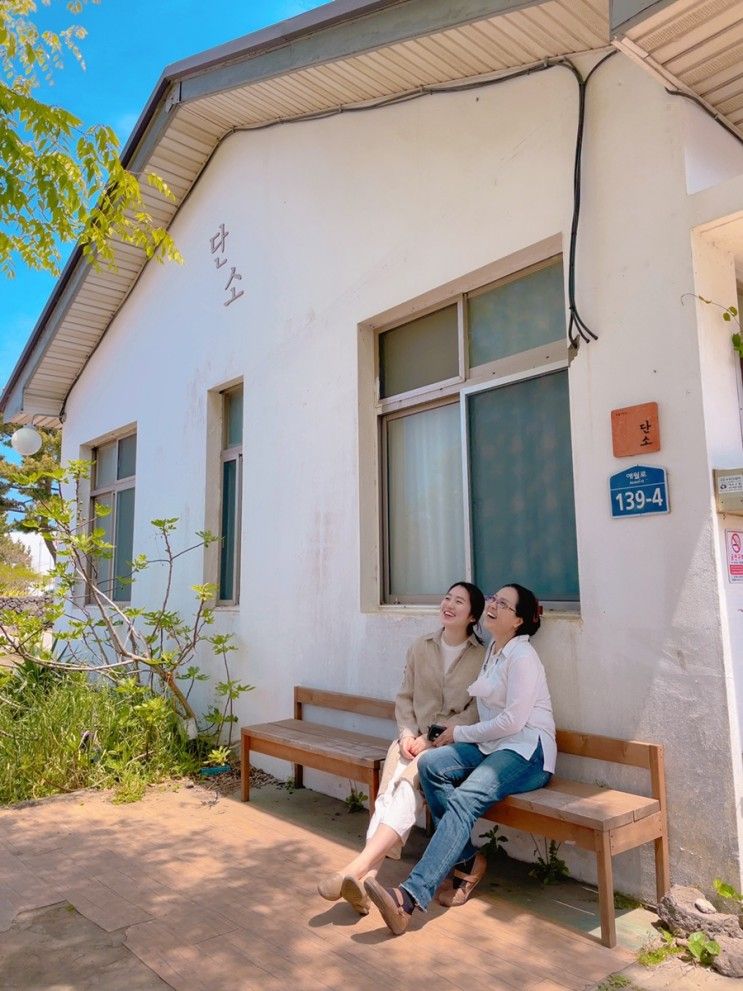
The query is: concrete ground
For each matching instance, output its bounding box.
[0,780,738,990]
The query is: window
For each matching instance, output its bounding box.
[219,385,243,603]
[377,257,579,606]
[90,433,136,602]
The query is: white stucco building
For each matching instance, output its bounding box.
[4,0,743,901]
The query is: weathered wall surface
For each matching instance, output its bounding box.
[62,53,743,895]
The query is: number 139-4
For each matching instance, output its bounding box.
[614,487,664,512]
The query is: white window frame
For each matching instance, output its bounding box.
[88,431,136,604]
[217,384,243,606]
[368,242,577,609]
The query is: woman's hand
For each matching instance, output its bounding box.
[399,733,416,760]
[408,734,430,757]
[433,725,456,747]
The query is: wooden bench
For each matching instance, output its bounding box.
[240,686,395,806]
[482,729,670,948]
[241,690,669,950]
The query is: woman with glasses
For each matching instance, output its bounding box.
[364,582,555,935]
[317,581,486,916]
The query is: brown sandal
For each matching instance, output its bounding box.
[341,875,370,915]
[437,852,487,907]
[364,877,411,935]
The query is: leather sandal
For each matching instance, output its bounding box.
[317,871,344,901]
[340,875,370,915]
[364,877,411,935]
[437,852,487,907]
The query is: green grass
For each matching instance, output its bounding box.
[0,661,198,805]
[595,976,634,991]
[637,930,684,967]
[613,891,643,910]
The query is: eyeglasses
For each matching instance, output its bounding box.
[487,595,516,613]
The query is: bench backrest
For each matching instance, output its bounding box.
[556,729,666,807]
[294,686,396,722]
[292,689,665,808]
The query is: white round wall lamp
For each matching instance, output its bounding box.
[10,425,43,456]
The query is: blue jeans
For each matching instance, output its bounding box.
[401,740,551,910]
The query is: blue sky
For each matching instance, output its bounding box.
[1,0,327,393]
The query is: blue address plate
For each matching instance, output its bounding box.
[610,465,669,518]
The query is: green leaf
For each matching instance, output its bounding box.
[713,878,743,902]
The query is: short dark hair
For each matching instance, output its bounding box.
[447,581,486,641]
[503,582,541,636]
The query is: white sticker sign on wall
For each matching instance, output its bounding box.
[725,529,743,583]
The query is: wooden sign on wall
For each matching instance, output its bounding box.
[611,402,660,458]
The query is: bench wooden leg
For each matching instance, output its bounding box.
[655,831,671,902]
[241,732,251,802]
[595,834,617,948]
[293,763,304,790]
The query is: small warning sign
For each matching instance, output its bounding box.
[726,529,743,583]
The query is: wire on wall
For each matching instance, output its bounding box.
[62,50,620,416]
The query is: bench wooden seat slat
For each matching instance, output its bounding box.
[240,685,670,951]
[495,777,660,831]
[245,719,390,765]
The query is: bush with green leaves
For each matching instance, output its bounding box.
[0,460,253,803]
[0,660,197,804]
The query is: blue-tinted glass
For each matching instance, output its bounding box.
[113,486,135,602]
[380,306,458,398]
[468,261,566,366]
[117,434,137,480]
[468,371,578,602]
[220,458,237,600]
[225,388,243,448]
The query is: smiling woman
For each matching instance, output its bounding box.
[316,580,486,915]
[364,581,557,936]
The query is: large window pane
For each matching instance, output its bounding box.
[468,262,565,367]
[113,487,135,602]
[380,306,458,398]
[386,403,464,599]
[468,371,578,601]
[220,458,238,601]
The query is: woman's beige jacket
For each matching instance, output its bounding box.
[378,629,486,856]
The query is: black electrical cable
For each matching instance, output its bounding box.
[196,51,618,352]
[564,51,617,349]
[61,50,619,416]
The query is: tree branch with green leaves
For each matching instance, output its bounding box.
[0,459,251,746]
[0,0,182,276]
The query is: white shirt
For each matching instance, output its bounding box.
[439,637,467,674]
[452,635,556,773]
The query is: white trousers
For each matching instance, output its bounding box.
[366,756,423,845]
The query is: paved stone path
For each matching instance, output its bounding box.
[0,782,729,990]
